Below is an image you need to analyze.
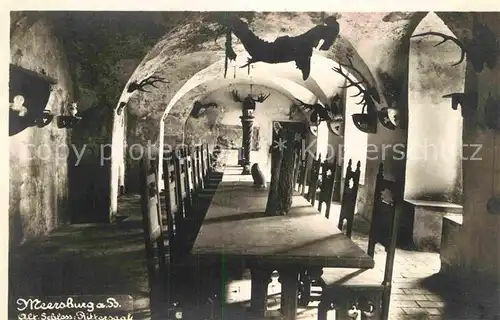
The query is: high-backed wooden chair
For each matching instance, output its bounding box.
[188,145,198,192]
[173,148,190,221]
[197,145,205,189]
[192,145,202,191]
[317,163,402,320]
[306,154,322,204]
[148,152,217,319]
[140,156,167,297]
[162,152,181,252]
[184,147,196,207]
[337,159,361,238]
[204,144,212,174]
[200,144,207,183]
[317,157,338,218]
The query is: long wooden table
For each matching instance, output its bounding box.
[191,166,374,319]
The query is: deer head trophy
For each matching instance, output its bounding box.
[230,89,270,115]
[332,55,381,134]
[410,15,498,73]
[127,73,169,94]
[294,93,344,137]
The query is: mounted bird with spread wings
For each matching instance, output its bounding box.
[221,14,340,81]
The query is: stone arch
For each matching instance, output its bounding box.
[158,73,322,184]
[109,12,398,217]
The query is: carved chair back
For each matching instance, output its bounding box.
[337,159,361,238]
[173,147,189,220]
[162,152,180,251]
[317,157,338,218]
[295,148,308,194]
[184,147,195,206]
[368,163,402,320]
[306,154,322,204]
[196,145,205,189]
[316,163,401,320]
[200,144,207,183]
[188,145,198,191]
[367,163,401,259]
[192,145,203,190]
[140,155,167,293]
[205,144,212,172]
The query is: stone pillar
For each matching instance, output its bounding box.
[240,114,254,175]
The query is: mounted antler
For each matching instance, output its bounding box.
[332,55,379,133]
[294,98,324,124]
[255,93,271,103]
[410,16,498,73]
[411,32,466,66]
[230,89,243,102]
[333,55,380,108]
[127,73,169,93]
[230,89,271,104]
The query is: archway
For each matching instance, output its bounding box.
[109,12,397,222]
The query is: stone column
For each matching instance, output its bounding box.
[240,114,254,175]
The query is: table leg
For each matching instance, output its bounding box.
[278,267,300,320]
[249,266,273,317]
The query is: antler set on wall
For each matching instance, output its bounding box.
[230,89,271,107]
[127,73,169,94]
[411,17,498,128]
[332,55,381,134]
[410,17,498,73]
[116,73,169,115]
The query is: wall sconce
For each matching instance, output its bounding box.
[57,102,82,129]
[442,92,478,119]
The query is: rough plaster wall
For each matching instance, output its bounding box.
[451,13,500,283]
[406,13,464,203]
[9,16,73,245]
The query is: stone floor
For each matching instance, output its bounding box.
[8,169,498,320]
